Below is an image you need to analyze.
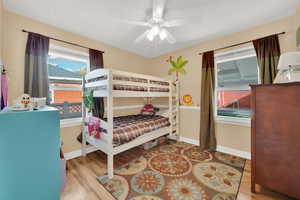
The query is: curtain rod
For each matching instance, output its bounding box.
[22,29,104,53]
[198,31,286,55]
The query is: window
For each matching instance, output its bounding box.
[48,45,89,119]
[214,46,260,125]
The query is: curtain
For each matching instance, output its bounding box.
[24,33,50,100]
[1,71,8,110]
[200,51,216,151]
[253,35,281,84]
[89,49,104,119]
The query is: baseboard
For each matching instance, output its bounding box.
[167,136,199,146]
[179,137,200,146]
[64,146,98,160]
[216,145,251,160]
[169,136,251,160]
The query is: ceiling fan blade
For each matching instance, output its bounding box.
[153,0,166,20]
[134,29,150,43]
[118,19,151,27]
[164,29,176,44]
[162,16,202,27]
[162,19,185,27]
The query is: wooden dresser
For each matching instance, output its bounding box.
[251,82,300,199]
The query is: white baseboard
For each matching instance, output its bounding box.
[167,136,199,146]
[216,145,251,160]
[64,146,98,160]
[179,137,199,146]
[169,136,251,160]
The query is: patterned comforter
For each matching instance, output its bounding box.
[87,75,170,92]
[113,85,169,92]
[103,114,170,146]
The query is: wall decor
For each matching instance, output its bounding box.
[167,56,188,81]
[182,94,194,106]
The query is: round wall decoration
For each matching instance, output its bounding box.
[182,94,193,106]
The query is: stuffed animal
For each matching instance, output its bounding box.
[87,116,101,139]
[141,104,156,115]
[20,94,32,108]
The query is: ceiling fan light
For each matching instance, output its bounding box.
[159,29,167,40]
[147,32,154,41]
[152,25,160,36]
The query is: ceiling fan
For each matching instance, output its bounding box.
[124,0,194,44]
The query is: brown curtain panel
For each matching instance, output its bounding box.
[24,32,50,101]
[200,51,216,151]
[89,49,104,119]
[253,35,281,84]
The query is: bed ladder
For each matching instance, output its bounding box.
[169,80,180,140]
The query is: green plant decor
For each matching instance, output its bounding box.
[83,90,94,112]
[167,56,188,81]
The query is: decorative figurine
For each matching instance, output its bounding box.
[20,94,32,108]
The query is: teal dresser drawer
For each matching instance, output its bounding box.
[0,107,61,200]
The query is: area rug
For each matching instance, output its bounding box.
[97,141,246,200]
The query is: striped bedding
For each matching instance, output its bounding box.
[102,114,170,146]
[113,85,169,92]
[87,75,170,92]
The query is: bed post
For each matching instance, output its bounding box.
[175,80,180,142]
[168,80,173,137]
[107,70,114,179]
[82,76,87,157]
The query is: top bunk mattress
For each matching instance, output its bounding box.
[102,114,170,146]
[87,75,170,92]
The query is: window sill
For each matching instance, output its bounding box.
[60,118,83,128]
[215,116,251,127]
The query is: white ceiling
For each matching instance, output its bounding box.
[4,0,300,58]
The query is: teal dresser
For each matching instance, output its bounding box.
[0,107,61,200]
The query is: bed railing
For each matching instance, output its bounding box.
[84,69,171,97]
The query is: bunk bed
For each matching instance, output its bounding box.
[82,69,179,179]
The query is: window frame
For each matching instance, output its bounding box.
[48,44,90,127]
[214,46,260,126]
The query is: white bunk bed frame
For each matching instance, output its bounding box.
[82,69,179,179]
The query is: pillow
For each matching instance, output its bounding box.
[141,104,155,115]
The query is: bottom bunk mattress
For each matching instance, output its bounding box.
[103,114,170,146]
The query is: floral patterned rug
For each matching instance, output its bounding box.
[97,141,245,200]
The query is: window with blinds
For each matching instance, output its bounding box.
[214,46,260,119]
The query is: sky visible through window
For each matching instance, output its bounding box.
[48,55,86,119]
[48,56,87,77]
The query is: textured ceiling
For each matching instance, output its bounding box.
[4,0,300,58]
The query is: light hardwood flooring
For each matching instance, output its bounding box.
[61,148,294,200]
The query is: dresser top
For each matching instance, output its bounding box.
[250,81,300,88]
[0,106,58,114]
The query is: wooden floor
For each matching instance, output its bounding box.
[61,148,293,200]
